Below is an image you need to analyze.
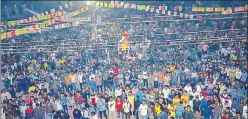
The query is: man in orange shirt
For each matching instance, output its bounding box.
[157,71,164,88]
[65,74,71,92]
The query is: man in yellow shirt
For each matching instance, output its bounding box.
[167,102,176,118]
[127,91,135,114]
[154,102,162,118]
[180,91,189,107]
[173,94,180,106]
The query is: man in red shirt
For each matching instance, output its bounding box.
[116,96,123,119]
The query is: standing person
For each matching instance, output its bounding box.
[46,99,55,119]
[96,72,103,93]
[77,71,83,90]
[203,104,213,119]
[116,96,123,119]
[159,106,168,119]
[97,95,108,119]
[142,71,148,89]
[81,108,89,119]
[34,104,45,119]
[154,102,162,119]
[115,85,122,98]
[127,91,135,116]
[123,97,131,119]
[75,92,84,110]
[175,101,184,119]
[183,105,194,119]
[213,102,223,119]
[193,96,201,113]
[73,109,82,119]
[108,97,116,119]
[134,97,140,119]
[139,101,148,119]
[60,93,68,113]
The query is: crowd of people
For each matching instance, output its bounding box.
[1,4,248,119]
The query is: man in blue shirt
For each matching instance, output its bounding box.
[159,106,168,119]
[203,104,213,119]
[60,93,68,113]
[175,101,185,119]
[241,70,247,87]
[136,89,144,104]
[97,95,108,119]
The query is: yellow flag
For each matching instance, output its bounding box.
[108,3,112,8]
[16,29,21,35]
[100,2,103,7]
[57,11,62,16]
[104,3,108,7]
[142,5,146,10]
[192,7,198,12]
[1,33,7,40]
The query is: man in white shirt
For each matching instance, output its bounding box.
[142,71,148,89]
[108,97,116,118]
[115,86,122,97]
[77,71,83,90]
[184,83,192,93]
[139,101,148,119]
[81,108,89,119]
[89,73,96,81]
[196,82,204,94]
[243,104,247,119]
[190,89,199,100]
[162,86,170,99]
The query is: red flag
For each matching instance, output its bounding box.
[161,6,165,10]
[174,6,179,11]
[50,19,55,24]
[114,4,119,8]
[7,31,15,38]
[129,4,132,8]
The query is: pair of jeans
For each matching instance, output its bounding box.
[97,85,103,93]
[124,112,131,119]
[158,81,163,88]
[154,81,158,88]
[140,115,148,119]
[99,110,108,119]
[62,105,68,113]
[70,83,76,92]
[117,110,123,118]
[143,79,148,89]
[46,113,53,119]
[135,110,139,119]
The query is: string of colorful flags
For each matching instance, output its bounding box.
[96,1,247,18]
[1,1,247,40]
[1,7,88,40]
[1,2,74,28]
